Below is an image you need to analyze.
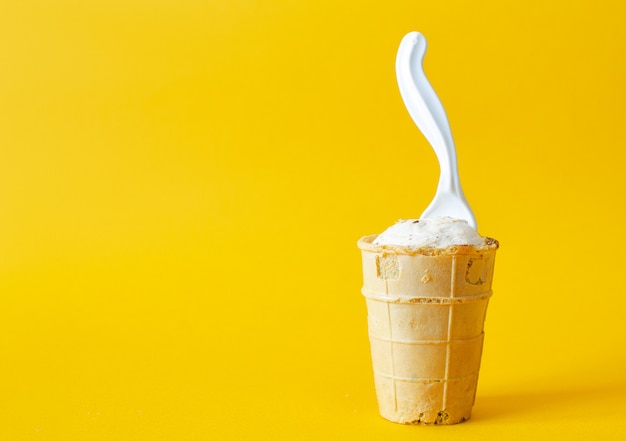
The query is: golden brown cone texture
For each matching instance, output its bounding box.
[358,235,498,425]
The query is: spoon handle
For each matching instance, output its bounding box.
[395,32,460,195]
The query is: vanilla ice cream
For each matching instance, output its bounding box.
[372,216,487,249]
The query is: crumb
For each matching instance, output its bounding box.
[421,270,432,283]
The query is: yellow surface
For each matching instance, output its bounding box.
[1,0,625,439]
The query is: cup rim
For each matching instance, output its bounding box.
[357,234,499,256]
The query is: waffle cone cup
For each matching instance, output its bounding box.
[358,234,498,425]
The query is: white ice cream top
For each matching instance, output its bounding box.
[372,216,485,248]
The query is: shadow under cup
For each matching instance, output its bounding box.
[357,235,499,425]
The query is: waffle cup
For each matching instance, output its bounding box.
[358,234,498,425]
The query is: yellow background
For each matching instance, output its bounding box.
[1,0,625,439]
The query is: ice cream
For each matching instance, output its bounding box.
[373,217,486,249]
[358,30,499,425]
[358,218,498,425]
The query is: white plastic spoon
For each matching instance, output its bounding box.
[396,32,477,230]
